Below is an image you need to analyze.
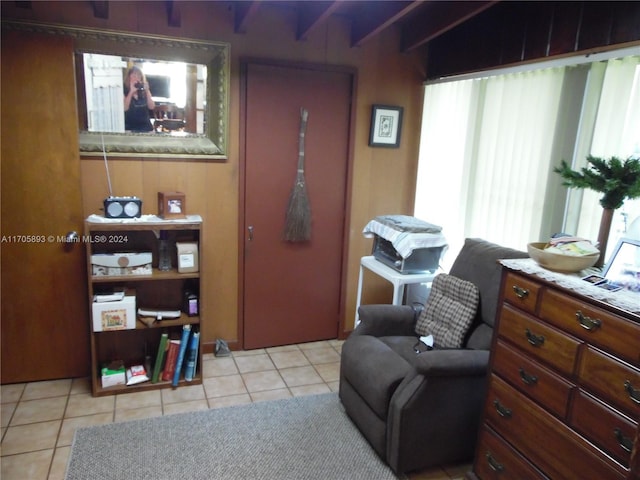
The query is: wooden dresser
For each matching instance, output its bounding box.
[468,263,640,480]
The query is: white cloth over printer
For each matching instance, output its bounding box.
[362,215,448,259]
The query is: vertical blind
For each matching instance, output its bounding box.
[415,53,640,268]
[574,57,640,257]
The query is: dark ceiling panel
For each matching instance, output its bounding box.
[610,1,640,44]
[400,1,497,52]
[548,2,582,56]
[498,1,527,65]
[577,1,614,51]
[226,1,638,80]
[522,2,554,61]
[348,0,422,47]
[426,5,504,79]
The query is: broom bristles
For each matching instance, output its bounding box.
[284,175,311,242]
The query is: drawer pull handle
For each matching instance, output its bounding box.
[525,329,545,347]
[614,428,633,453]
[512,285,529,299]
[493,400,512,418]
[624,380,640,404]
[576,311,602,331]
[519,368,538,385]
[485,452,505,472]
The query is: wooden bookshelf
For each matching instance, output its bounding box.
[85,215,203,396]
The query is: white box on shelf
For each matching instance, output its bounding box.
[176,242,199,273]
[101,362,126,388]
[91,252,152,276]
[92,291,136,331]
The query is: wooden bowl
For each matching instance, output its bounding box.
[527,242,599,273]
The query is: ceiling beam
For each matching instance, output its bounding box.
[91,1,109,20]
[350,1,423,47]
[401,0,498,52]
[166,0,181,28]
[235,1,261,34]
[296,1,341,41]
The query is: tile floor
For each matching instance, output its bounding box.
[0,340,470,479]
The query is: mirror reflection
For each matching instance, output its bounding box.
[82,54,207,135]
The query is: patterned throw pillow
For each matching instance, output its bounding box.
[415,273,480,348]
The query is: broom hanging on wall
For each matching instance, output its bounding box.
[283,107,311,242]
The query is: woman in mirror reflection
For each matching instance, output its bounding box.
[123,66,155,132]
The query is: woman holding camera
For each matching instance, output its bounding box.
[123,66,155,132]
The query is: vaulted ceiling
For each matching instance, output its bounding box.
[234,1,640,80]
[233,0,497,53]
[83,0,640,79]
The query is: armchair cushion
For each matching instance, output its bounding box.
[341,335,413,418]
[354,304,416,337]
[415,273,480,348]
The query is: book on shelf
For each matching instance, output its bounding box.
[172,324,192,387]
[184,330,200,382]
[161,339,181,382]
[151,332,169,383]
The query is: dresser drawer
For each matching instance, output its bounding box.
[539,288,640,366]
[485,374,626,479]
[498,304,581,376]
[474,426,546,480]
[493,339,573,418]
[502,272,541,315]
[569,389,637,468]
[579,346,640,418]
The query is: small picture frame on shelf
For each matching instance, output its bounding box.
[158,191,186,219]
[602,237,640,293]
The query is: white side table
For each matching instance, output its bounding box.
[355,255,438,325]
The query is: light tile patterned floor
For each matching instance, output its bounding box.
[0,340,469,479]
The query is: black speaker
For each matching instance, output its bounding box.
[104,197,142,219]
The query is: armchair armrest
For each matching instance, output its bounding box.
[412,349,490,377]
[353,304,417,337]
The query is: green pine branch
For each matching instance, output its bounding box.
[554,155,640,210]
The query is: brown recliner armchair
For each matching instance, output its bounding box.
[339,238,528,474]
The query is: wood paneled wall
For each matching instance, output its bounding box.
[1,2,424,351]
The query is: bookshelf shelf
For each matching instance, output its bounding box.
[85,216,203,396]
[91,269,200,283]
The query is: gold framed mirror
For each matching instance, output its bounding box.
[2,20,229,160]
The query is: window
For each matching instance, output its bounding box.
[415,49,640,269]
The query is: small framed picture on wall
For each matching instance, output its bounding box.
[369,105,403,148]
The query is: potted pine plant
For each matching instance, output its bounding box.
[554,155,640,267]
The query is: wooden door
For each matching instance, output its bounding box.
[242,62,353,349]
[1,30,90,383]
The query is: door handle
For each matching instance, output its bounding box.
[65,231,80,243]
[248,226,254,241]
[62,231,80,251]
[525,328,545,347]
[512,285,529,299]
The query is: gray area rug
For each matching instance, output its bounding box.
[65,393,403,480]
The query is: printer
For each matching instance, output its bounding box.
[363,215,447,274]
